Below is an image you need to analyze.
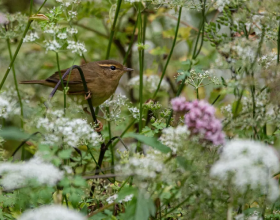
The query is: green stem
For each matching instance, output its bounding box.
[153,6,182,99]
[105,0,123,59]
[36,0,47,14]
[6,39,24,129]
[0,0,48,91]
[0,21,32,90]
[123,15,138,65]
[277,21,280,64]
[56,53,66,114]
[165,1,206,127]
[196,87,199,99]
[111,119,135,149]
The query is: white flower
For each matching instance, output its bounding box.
[67,40,87,56]
[128,75,170,93]
[0,90,20,119]
[45,40,61,52]
[106,194,118,204]
[159,125,189,154]
[67,27,78,35]
[23,32,39,42]
[0,156,64,190]
[18,205,86,220]
[115,153,165,180]
[106,194,134,204]
[211,139,280,201]
[36,110,102,147]
[213,0,231,12]
[68,10,77,19]
[128,107,140,120]
[57,32,67,39]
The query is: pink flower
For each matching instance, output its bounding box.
[171,98,225,146]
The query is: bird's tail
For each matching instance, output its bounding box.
[20,80,46,85]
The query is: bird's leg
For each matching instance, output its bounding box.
[83,107,103,132]
[85,91,92,100]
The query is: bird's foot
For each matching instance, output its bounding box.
[85,91,92,100]
[94,119,103,133]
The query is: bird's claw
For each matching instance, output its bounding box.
[85,91,92,100]
[95,119,103,133]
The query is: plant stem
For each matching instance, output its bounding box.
[123,15,139,65]
[6,39,24,129]
[0,0,49,91]
[105,0,123,59]
[278,20,280,64]
[56,53,67,115]
[153,6,182,99]
[165,1,206,127]
[137,5,144,133]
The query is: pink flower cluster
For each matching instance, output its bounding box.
[171,97,225,146]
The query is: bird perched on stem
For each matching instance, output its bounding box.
[20,60,133,106]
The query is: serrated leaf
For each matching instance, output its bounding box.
[141,126,155,137]
[128,133,171,154]
[58,149,73,159]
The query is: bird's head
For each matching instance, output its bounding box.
[97,60,133,79]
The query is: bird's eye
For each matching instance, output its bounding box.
[110,66,116,70]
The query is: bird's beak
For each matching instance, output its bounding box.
[124,67,134,72]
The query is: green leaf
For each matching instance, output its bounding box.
[141,126,155,137]
[58,149,73,159]
[0,127,29,140]
[135,193,156,220]
[73,176,87,187]
[127,133,171,154]
[176,156,189,170]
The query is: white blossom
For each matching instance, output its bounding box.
[159,125,189,153]
[67,40,87,56]
[211,139,280,201]
[213,0,230,12]
[67,27,78,35]
[36,110,102,147]
[0,156,64,190]
[0,90,20,119]
[57,32,67,39]
[128,107,140,120]
[23,32,39,42]
[45,40,61,52]
[115,153,165,179]
[18,205,86,220]
[106,194,134,204]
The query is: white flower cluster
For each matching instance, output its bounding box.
[18,205,86,220]
[99,94,129,122]
[36,110,102,147]
[23,32,39,43]
[115,153,164,180]
[213,0,231,12]
[159,125,189,154]
[0,156,64,190]
[44,39,62,52]
[106,194,134,204]
[67,40,87,56]
[258,52,277,69]
[0,90,20,119]
[56,0,81,7]
[183,69,220,88]
[128,75,170,93]
[128,107,140,120]
[211,139,280,202]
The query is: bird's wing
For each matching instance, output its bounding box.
[46,66,90,84]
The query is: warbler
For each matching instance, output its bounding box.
[20,60,133,106]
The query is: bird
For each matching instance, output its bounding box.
[20,60,133,106]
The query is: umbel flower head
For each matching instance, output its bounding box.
[171,97,225,146]
[211,139,280,202]
[0,156,64,190]
[18,205,86,220]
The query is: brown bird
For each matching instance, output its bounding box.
[20,60,133,106]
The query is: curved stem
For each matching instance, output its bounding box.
[56,52,67,114]
[105,0,123,59]
[153,6,182,99]
[6,39,24,129]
